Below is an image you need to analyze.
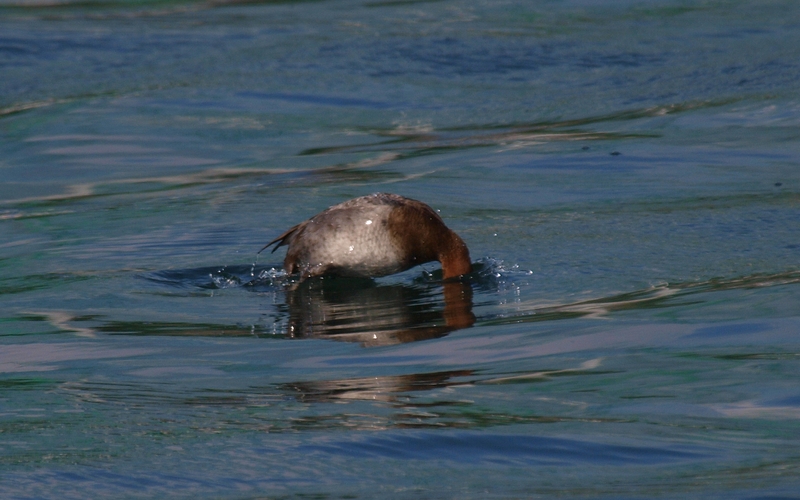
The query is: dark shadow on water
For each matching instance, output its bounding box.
[243,265,477,346]
[122,266,800,344]
[280,276,475,346]
[134,265,476,346]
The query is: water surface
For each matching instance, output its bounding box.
[2,0,800,498]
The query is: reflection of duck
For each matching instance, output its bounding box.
[281,369,474,403]
[261,193,472,281]
[285,279,475,346]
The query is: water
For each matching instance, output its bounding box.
[2,0,800,498]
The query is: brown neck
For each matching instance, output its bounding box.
[439,231,472,279]
[385,198,472,279]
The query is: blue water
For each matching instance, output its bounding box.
[2,0,800,498]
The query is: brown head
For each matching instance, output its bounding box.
[438,230,472,279]
[386,195,472,280]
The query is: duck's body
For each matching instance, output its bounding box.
[262,193,472,280]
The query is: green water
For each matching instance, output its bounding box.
[2,0,800,498]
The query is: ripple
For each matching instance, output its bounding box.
[300,431,712,466]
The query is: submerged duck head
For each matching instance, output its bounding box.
[261,193,472,281]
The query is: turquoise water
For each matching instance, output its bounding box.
[2,0,800,498]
